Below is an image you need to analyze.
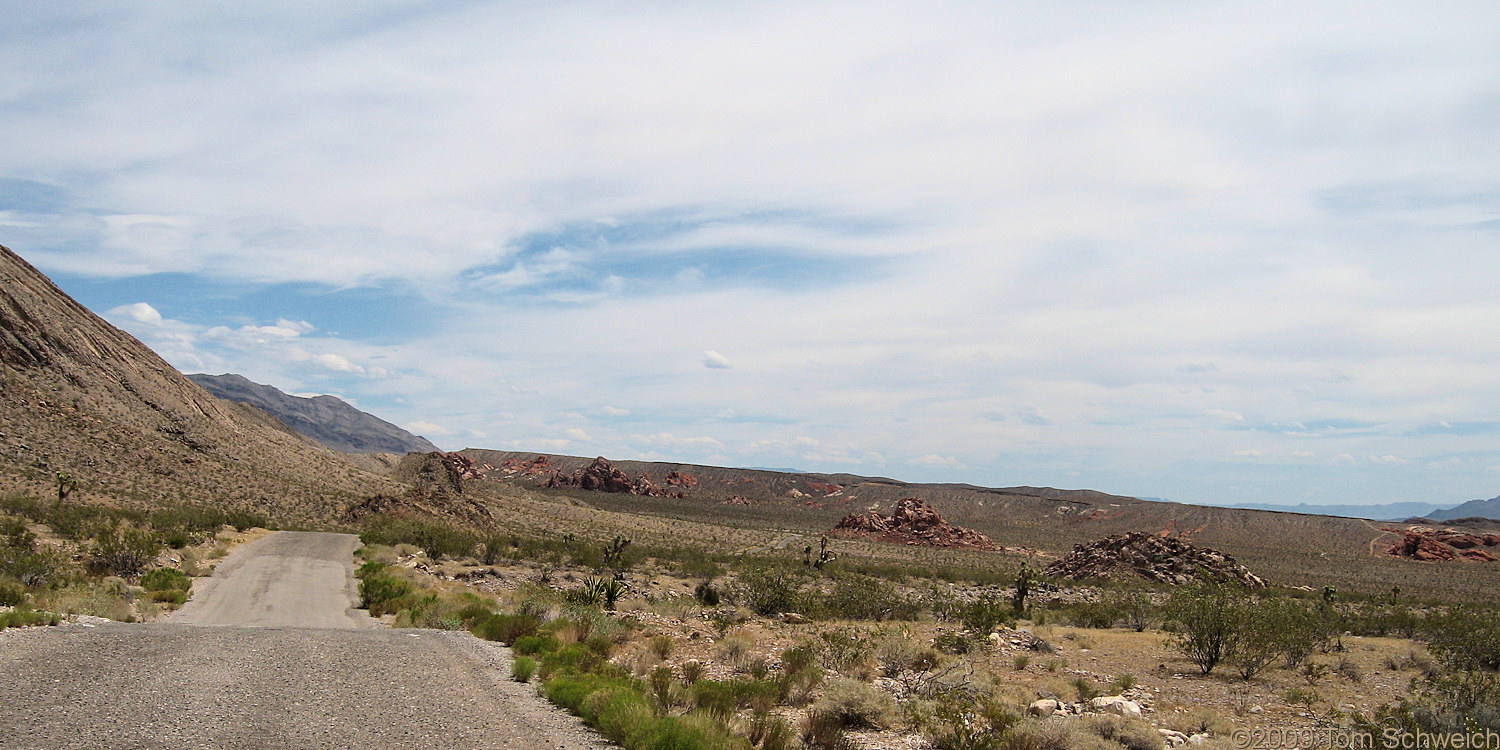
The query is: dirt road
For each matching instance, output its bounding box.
[0,532,611,750]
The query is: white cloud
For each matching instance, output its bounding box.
[908,453,966,469]
[565,428,592,441]
[1233,450,1263,457]
[466,428,487,438]
[702,350,734,370]
[110,302,163,326]
[404,420,454,436]
[596,406,631,417]
[1208,409,1246,423]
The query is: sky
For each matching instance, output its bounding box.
[3,2,1499,508]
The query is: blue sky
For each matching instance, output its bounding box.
[3,2,1500,508]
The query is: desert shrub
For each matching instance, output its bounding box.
[680,659,705,684]
[934,631,977,655]
[817,628,872,674]
[777,647,825,706]
[962,594,1015,635]
[140,567,191,592]
[148,589,187,605]
[474,613,541,645]
[540,642,608,678]
[33,581,134,621]
[1334,656,1363,683]
[819,574,920,621]
[454,601,495,628]
[358,571,414,615]
[512,656,537,682]
[0,606,63,629]
[815,677,899,729]
[747,711,794,750]
[692,679,753,720]
[1079,715,1165,750]
[736,567,804,616]
[87,526,161,577]
[360,517,477,561]
[801,708,856,750]
[648,633,675,660]
[1114,590,1154,632]
[1165,584,1243,675]
[513,633,561,656]
[1069,600,1122,629]
[873,627,934,676]
[0,578,26,606]
[694,580,721,606]
[0,544,67,588]
[1229,601,1287,680]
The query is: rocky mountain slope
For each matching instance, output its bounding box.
[187,373,438,454]
[0,244,398,519]
[1427,495,1500,522]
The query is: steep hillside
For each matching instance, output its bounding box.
[1429,495,1500,522]
[187,373,439,454]
[0,245,399,519]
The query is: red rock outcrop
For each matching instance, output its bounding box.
[544,457,685,498]
[1046,532,1267,588]
[665,471,699,489]
[1386,528,1500,563]
[830,498,996,551]
[498,455,556,476]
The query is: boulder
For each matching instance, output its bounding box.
[1028,699,1059,717]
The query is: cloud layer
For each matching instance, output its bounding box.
[6,2,1500,506]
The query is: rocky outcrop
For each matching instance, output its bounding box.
[543,457,684,498]
[664,470,699,489]
[1387,528,1500,562]
[830,497,996,550]
[1046,532,1266,588]
[497,455,556,477]
[341,490,493,527]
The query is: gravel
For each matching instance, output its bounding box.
[0,532,613,749]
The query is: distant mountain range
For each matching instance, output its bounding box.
[1216,497,1500,523]
[1427,495,1500,522]
[187,373,438,455]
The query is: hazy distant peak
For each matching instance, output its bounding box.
[188,373,439,455]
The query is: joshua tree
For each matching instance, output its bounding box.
[55,472,78,502]
[803,536,835,570]
[1013,562,1037,614]
[602,535,632,580]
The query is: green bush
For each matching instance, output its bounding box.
[360,517,478,561]
[358,572,415,615]
[540,642,608,678]
[148,589,187,605]
[819,574,920,621]
[140,567,192,592]
[1165,584,1243,675]
[961,594,1014,635]
[512,656,537,683]
[737,567,804,616]
[0,606,62,629]
[0,578,26,607]
[814,677,899,729]
[87,526,161,577]
[473,613,541,645]
[513,633,561,656]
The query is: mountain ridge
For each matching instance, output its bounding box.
[187,373,439,455]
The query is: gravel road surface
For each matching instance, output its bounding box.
[0,532,612,750]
